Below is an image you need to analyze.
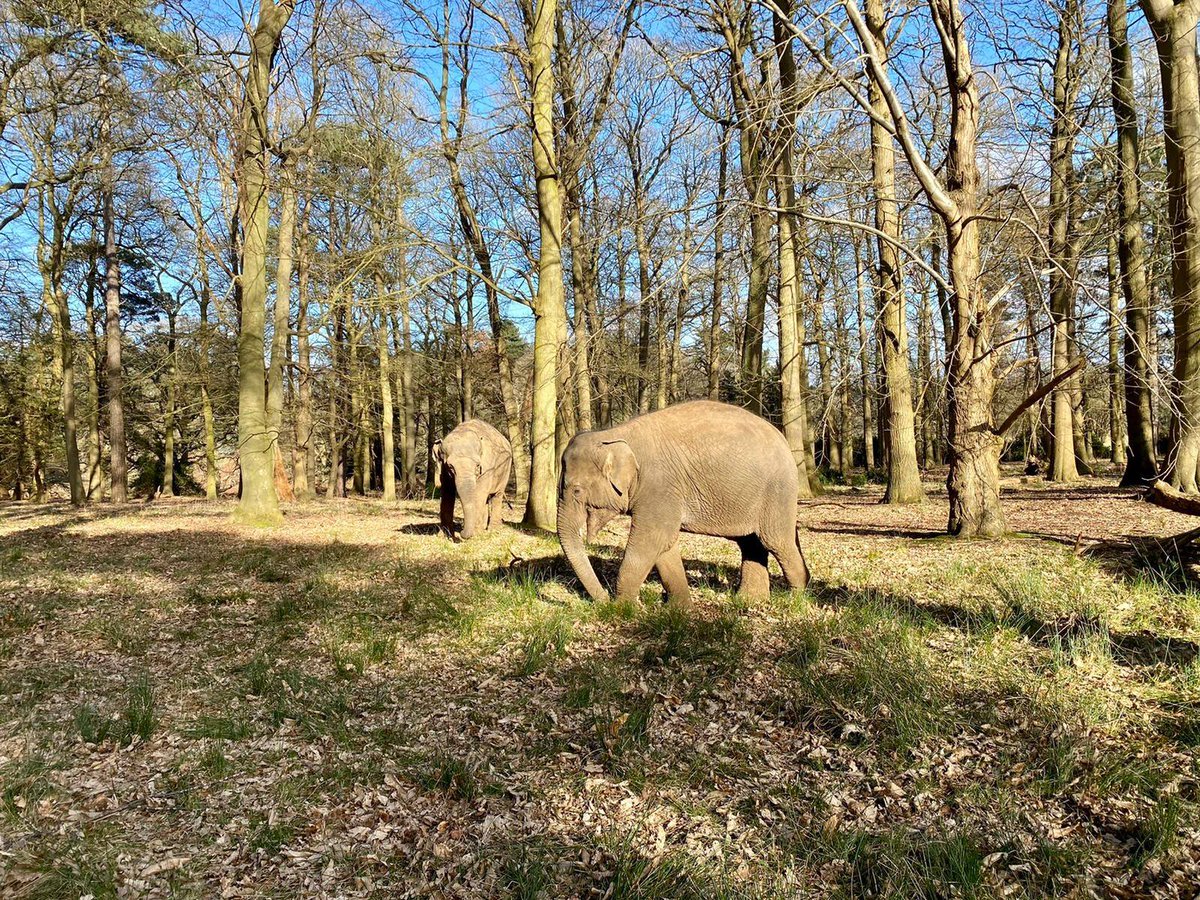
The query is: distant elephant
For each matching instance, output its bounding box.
[557,400,810,603]
[435,420,513,540]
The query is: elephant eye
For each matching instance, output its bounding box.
[475,464,483,476]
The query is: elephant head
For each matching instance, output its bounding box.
[557,435,638,600]
[437,428,495,540]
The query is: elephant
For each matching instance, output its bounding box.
[435,419,513,540]
[557,400,810,603]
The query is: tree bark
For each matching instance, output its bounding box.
[266,157,296,498]
[102,142,127,504]
[234,0,294,524]
[1108,0,1157,485]
[522,0,565,530]
[1047,0,1082,482]
[1139,0,1200,489]
[708,127,728,401]
[865,0,924,502]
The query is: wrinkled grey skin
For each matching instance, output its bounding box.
[435,420,513,540]
[557,400,810,603]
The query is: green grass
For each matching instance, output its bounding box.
[1,752,59,823]
[498,841,555,898]
[517,611,574,675]
[1132,794,1185,866]
[73,674,157,746]
[781,604,955,751]
[185,713,251,741]
[839,828,986,899]
[409,750,491,801]
[24,836,120,899]
[636,603,746,670]
[247,813,296,856]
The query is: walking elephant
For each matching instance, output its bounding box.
[557,400,810,603]
[435,420,512,540]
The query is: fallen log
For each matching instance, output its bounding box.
[1146,480,1200,518]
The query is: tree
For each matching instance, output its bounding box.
[233,0,295,525]
[863,0,923,503]
[1107,0,1156,485]
[1138,0,1200,490]
[521,0,565,529]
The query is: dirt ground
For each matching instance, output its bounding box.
[1,471,1198,898]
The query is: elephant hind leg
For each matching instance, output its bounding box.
[735,535,771,601]
[655,543,691,605]
[488,491,504,530]
[762,525,810,592]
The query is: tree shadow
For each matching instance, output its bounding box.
[399,522,450,537]
[808,523,947,540]
[815,581,1199,669]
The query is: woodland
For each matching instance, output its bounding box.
[2,0,1200,896]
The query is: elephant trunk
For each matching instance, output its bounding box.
[557,495,607,601]
[457,479,485,541]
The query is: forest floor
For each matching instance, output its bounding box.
[1,469,1200,898]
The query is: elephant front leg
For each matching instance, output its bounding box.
[615,521,676,602]
[655,543,691,606]
[735,535,770,601]
[439,470,456,538]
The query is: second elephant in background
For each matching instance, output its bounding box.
[434,420,512,540]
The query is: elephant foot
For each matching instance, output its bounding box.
[737,559,771,601]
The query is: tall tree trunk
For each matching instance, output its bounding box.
[377,302,396,502]
[37,205,83,506]
[522,0,565,529]
[267,158,296,499]
[1047,0,1082,482]
[102,146,127,504]
[1139,0,1199,489]
[293,212,314,499]
[84,272,103,499]
[1107,230,1126,465]
[856,258,876,470]
[708,127,728,401]
[774,0,813,497]
[1107,0,1156,484]
[234,0,294,524]
[866,0,924,502]
[163,308,177,497]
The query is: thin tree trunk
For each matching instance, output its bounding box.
[84,271,103,499]
[377,301,396,502]
[102,146,127,504]
[1108,0,1156,485]
[37,202,83,506]
[708,127,728,401]
[774,0,813,497]
[293,210,314,499]
[866,0,924,502]
[163,308,177,496]
[1047,0,1081,482]
[267,158,296,498]
[1107,230,1126,465]
[522,0,565,529]
[856,258,876,470]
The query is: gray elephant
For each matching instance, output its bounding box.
[557,400,810,603]
[435,420,513,540]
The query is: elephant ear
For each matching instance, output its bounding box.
[601,440,638,498]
